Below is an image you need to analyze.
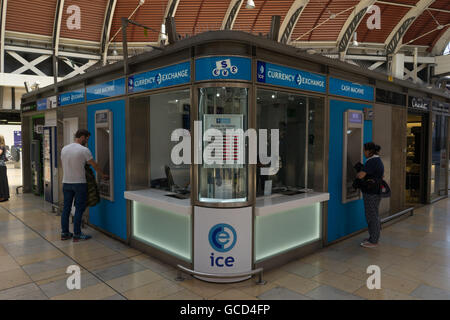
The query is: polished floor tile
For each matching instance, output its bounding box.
[93,260,148,282]
[258,287,312,300]
[1,184,450,300]
[274,273,320,295]
[106,269,162,293]
[51,283,117,300]
[0,268,33,291]
[282,260,324,279]
[123,278,184,300]
[39,272,101,298]
[0,283,48,300]
[306,285,364,300]
[410,284,450,300]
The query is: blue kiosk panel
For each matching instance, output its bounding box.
[87,99,127,240]
[328,99,373,243]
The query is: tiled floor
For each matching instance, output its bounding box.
[0,168,450,299]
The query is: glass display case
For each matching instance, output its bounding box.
[197,86,249,204]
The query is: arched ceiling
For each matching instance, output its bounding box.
[2,0,450,59]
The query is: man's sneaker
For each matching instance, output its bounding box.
[360,241,378,248]
[73,233,92,242]
[61,232,73,240]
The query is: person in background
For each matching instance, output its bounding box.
[60,129,107,241]
[357,142,384,248]
[0,135,9,202]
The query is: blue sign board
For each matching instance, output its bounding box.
[14,131,21,149]
[128,61,191,93]
[87,78,125,102]
[195,56,251,81]
[37,98,47,111]
[329,77,374,101]
[58,88,85,107]
[257,61,326,93]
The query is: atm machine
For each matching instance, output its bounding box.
[342,109,364,203]
[95,110,114,201]
[43,127,58,204]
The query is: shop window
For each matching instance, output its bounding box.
[129,89,191,192]
[431,114,448,198]
[197,87,249,203]
[256,89,324,196]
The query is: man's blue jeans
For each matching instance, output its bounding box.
[62,183,87,235]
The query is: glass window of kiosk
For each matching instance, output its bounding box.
[256,89,324,196]
[431,113,448,198]
[198,86,249,203]
[129,89,191,193]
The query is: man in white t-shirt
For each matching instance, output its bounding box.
[60,129,106,241]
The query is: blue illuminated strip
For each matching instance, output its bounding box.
[257,61,326,93]
[128,61,191,93]
[329,77,374,101]
[195,56,251,81]
[86,78,125,102]
[58,88,85,107]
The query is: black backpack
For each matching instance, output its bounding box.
[85,164,100,207]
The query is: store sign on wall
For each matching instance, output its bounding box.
[329,77,374,101]
[58,89,85,107]
[257,61,326,93]
[408,96,430,111]
[86,78,125,102]
[195,56,251,81]
[47,96,57,109]
[128,61,191,93]
[37,98,47,111]
[22,104,36,112]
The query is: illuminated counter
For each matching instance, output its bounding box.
[124,189,191,262]
[254,192,329,263]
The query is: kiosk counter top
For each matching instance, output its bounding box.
[124,188,191,216]
[255,192,330,216]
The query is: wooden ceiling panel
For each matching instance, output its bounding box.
[175,0,229,36]
[110,0,167,43]
[403,10,450,47]
[6,0,57,37]
[60,0,108,42]
[292,0,359,42]
[356,3,409,43]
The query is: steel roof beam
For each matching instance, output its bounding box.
[385,0,436,55]
[101,0,117,65]
[0,0,6,73]
[431,27,450,55]
[222,0,243,30]
[337,0,376,60]
[278,0,309,44]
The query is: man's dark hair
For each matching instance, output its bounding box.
[75,129,91,139]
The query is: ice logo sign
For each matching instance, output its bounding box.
[213,59,238,77]
[156,73,162,85]
[296,74,302,86]
[209,223,237,252]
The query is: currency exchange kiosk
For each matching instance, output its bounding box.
[24,32,448,284]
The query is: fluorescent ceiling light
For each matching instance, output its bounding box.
[353,32,359,46]
[246,0,255,9]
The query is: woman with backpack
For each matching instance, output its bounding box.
[0,135,10,202]
[357,142,384,248]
